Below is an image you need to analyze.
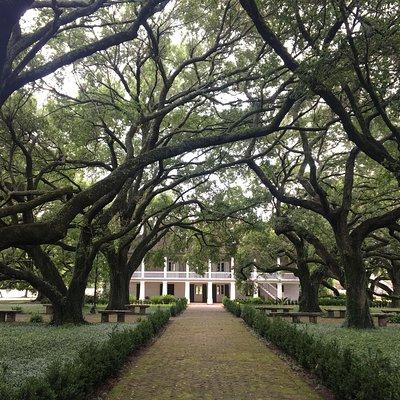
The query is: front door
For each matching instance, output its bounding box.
[202,284,207,303]
[212,284,217,303]
[136,283,140,300]
[214,284,229,302]
[225,284,230,299]
[190,284,195,303]
[167,283,175,295]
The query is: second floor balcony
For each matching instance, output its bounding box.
[131,258,299,283]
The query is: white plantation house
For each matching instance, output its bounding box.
[130,257,300,304]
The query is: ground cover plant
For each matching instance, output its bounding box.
[0,308,176,400]
[296,324,400,368]
[0,323,136,387]
[224,299,400,400]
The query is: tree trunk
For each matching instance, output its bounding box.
[107,267,130,310]
[343,250,374,328]
[389,261,400,308]
[298,276,322,312]
[52,284,86,325]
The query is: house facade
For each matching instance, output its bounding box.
[130,257,300,304]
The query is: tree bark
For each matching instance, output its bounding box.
[343,250,374,328]
[105,245,131,310]
[107,266,130,310]
[389,262,400,308]
[298,273,322,312]
[52,287,86,325]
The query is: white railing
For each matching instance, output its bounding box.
[256,272,278,280]
[131,270,298,282]
[131,270,233,280]
[256,272,298,281]
[210,272,232,279]
[259,283,277,299]
[281,272,297,280]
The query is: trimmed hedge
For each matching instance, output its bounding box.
[236,297,299,306]
[222,297,241,317]
[224,299,400,400]
[169,298,188,316]
[319,296,390,308]
[0,309,172,400]
[149,294,177,304]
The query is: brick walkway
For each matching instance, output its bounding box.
[103,304,323,400]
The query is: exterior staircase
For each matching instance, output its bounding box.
[259,283,277,300]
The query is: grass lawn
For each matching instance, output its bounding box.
[297,323,400,366]
[0,322,136,387]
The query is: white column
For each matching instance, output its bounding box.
[163,257,168,278]
[277,282,283,299]
[162,256,168,295]
[185,281,190,304]
[207,281,213,304]
[162,281,168,296]
[208,259,212,279]
[186,261,190,279]
[230,256,236,300]
[230,282,236,300]
[252,262,259,298]
[141,259,145,278]
[139,281,145,300]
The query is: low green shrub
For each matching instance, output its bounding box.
[318,295,390,308]
[318,296,347,306]
[236,297,299,305]
[29,313,43,323]
[224,299,400,400]
[11,306,23,313]
[222,297,241,317]
[0,309,171,400]
[237,297,265,305]
[389,314,400,323]
[150,294,177,304]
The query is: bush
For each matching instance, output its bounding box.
[0,309,171,400]
[389,314,400,323]
[236,297,299,306]
[318,295,390,308]
[222,297,241,317]
[11,306,23,313]
[223,299,400,400]
[150,294,177,304]
[169,298,188,316]
[237,297,265,305]
[30,313,43,323]
[318,296,347,306]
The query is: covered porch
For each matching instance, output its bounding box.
[129,281,236,304]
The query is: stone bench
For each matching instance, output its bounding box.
[0,310,18,322]
[255,306,295,314]
[125,304,150,315]
[372,313,390,327]
[323,308,346,318]
[98,310,136,323]
[42,304,54,315]
[268,312,323,324]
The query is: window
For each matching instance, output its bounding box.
[168,261,175,271]
[195,285,202,295]
[216,285,225,295]
[217,262,225,272]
